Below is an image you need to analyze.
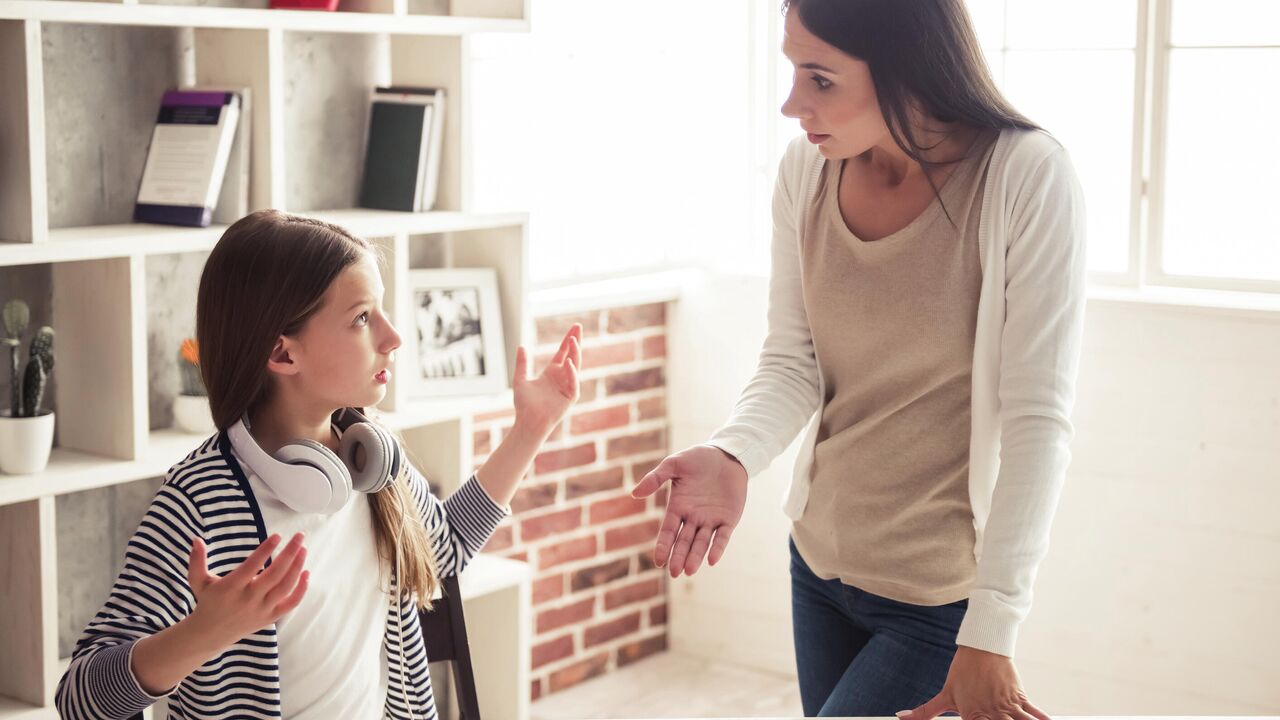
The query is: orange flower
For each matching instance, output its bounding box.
[180,338,200,366]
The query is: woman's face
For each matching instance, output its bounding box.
[285,253,403,410]
[780,9,890,160]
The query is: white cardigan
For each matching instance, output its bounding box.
[707,129,1088,658]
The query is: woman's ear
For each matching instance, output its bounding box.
[266,336,301,377]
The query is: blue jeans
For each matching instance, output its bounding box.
[790,534,967,717]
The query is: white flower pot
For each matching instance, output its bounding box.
[0,409,56,475]
[173,394,215,435]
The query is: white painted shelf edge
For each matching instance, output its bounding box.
[0,210,530,267]
[0,0,529,35]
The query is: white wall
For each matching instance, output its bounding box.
[666,271,1280,713]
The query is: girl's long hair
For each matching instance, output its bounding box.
[196,208,438,606]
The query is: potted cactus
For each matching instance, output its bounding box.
[0,299,57,475]
[173,337,215,435]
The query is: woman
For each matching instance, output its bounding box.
[631,1,1086,718]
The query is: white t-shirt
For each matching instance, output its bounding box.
[231,435,393,719]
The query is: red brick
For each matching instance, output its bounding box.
[606,303,666,333]
[548,652,608,693]
[565,466,625,500]
[641,335,667,359]
[604,518,661,553]
[521,507,583,542]
[534,443,596,474]
[570,404,631,435]
[606,429,666,460]
[579,379,599,403]
[508,550,530,563]
[617,634,667,667]
[511,482,559,514]
[474,429,492,457]
[630,457,662,482]
[604,577,663,611]
[637,396,666,421]
[532,634,575,669]
[637,551,658,573]
[581,341,638,370]
[531,678,542,702]
[589,495,647,524]
[649,602,668,626]
[537,312,600,345]
[533,574,565,605]
[536,597,595,634]
[483,525,514,553]
[538,536,597,571]
[584,611,642,648]
[605,367,665,395]
[570,558,630,592]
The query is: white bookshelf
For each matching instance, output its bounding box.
[0,1,532,718]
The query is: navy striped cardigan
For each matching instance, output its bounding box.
[55,430,510,720]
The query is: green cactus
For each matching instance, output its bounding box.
[3,299,29,417]
[20,327,54,417]
[3,299,29,338]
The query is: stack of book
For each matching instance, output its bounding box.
[359,86,447,213]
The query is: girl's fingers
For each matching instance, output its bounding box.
[273,570,310,618]
[227,534,283,585]
[254,534,305,588]
[513,346,528,384]
[568,334,581,369]
[260,546,307,606]
[551,332,572,365]
[187,537,210,591]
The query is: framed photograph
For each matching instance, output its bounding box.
[406,268,507,398]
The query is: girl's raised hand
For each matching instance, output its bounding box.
[512,323,582,438]
[186,532,310,646]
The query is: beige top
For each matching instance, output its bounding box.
[791,130,1000,606]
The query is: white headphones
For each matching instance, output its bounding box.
[227,407,402,514]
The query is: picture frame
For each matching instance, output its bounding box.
[405,268,507,398]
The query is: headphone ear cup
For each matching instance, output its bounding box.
[339,423,398,494]
[277,439,352,514]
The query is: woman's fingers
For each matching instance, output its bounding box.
[1021,699,1051,720]
[226,534,283,585]
[683,525,715,575]
[707,523,735,566]
[632,457,676,499]
[652,508,683,568]
[667,521,695,578]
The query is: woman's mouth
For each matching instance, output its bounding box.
[807,132,831,145]
[374,369,390,384]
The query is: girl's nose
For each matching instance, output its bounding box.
[383,321,403,354]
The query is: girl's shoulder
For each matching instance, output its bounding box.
[160,430,249,502]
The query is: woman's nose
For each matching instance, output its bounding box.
[781,84,803,119]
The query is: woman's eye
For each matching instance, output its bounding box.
[356,311,370,326]
[811,74,831,90]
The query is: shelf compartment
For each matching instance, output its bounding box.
[0,1,529,34]
[0,19,46,245]
[0,497,57,711]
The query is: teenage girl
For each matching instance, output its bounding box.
[56,209,582,720]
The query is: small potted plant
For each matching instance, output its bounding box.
[0,299,56,475]
[173,337,215,435]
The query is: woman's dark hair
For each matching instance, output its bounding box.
[783,0,1040,212]
[196,209,439,606]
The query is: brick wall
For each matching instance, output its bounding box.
[470,301,672,701]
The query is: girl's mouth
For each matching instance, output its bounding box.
[374,369,390,384]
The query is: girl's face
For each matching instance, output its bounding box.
[278,253,402,410]
[779,10,890,160]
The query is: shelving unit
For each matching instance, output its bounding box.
[0,1,532,717]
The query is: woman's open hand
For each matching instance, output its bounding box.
[631,444,748,577]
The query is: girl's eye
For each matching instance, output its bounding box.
[356,311,370,326]
[811,74,831,90]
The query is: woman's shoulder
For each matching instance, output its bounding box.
[995,127,1073,177]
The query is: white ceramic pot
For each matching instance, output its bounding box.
[0,409,56,475]
[173,394,216,435]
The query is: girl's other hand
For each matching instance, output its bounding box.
[512,323,582,439]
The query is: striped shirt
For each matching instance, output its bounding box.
[55,430,510,720]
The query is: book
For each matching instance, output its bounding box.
[358,86,446,213]
[134,90,242,228]
[181,86,252,226]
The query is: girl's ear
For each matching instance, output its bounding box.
[266,336,301,376]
